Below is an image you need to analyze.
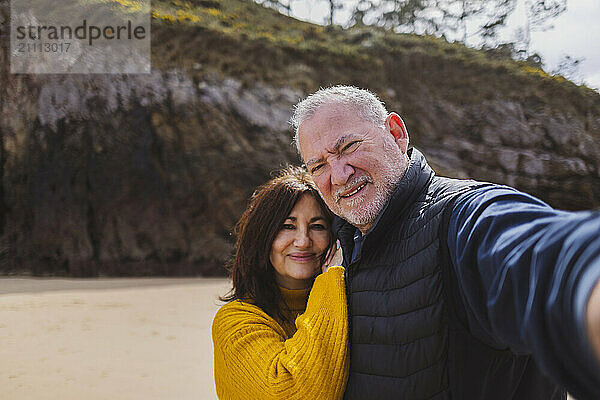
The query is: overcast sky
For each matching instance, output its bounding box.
[289,0,600,91]
[527,0,600,90]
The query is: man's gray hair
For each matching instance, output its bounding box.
[290,85,389,153]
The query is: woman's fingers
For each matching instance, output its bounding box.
[323,240,343,273]
[324,241,337,265]
[330,240,343,266]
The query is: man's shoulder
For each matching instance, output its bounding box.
[449,184,552,215]
[429,175,495,198]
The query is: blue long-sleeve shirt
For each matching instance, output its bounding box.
[448,186,600,399]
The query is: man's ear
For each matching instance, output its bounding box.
[385,113,409,153]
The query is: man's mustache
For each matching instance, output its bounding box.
[333,175,373,203]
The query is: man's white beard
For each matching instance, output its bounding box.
[320,155,408,230]
[340,164,405,229]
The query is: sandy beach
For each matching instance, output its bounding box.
[1,277,230,400]
[1,277,576,400]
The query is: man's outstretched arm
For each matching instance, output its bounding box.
[448,186,600,399]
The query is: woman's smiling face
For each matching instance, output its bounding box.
[269,193,331,290]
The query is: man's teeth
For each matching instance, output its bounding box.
[342,183,366,198]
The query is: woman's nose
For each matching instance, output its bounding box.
[294,229,311,248]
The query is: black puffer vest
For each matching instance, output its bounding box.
[335,149,564,400]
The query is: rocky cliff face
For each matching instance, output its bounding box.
[0,70,302,275]
[1,3,599,276]
[408,93,600,209]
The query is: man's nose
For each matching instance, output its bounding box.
[330,159,354,186]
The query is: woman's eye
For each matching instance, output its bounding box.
[282,224,295,230]
[310,224,326,231]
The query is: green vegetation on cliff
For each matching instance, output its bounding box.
[147,0,599,115]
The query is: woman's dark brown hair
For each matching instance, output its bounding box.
[221,165,335,322]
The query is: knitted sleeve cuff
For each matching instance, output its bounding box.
[304,266,346,318]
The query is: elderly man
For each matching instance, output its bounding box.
[292,86,600,399]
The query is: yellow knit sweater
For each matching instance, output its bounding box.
[212,266,349,400]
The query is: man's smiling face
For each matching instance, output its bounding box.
[298,103,409,233]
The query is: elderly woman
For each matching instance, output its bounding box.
[212,166,348,400]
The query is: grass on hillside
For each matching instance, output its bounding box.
[97,0,599,108]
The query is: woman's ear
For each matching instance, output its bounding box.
[385,113,409,153]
